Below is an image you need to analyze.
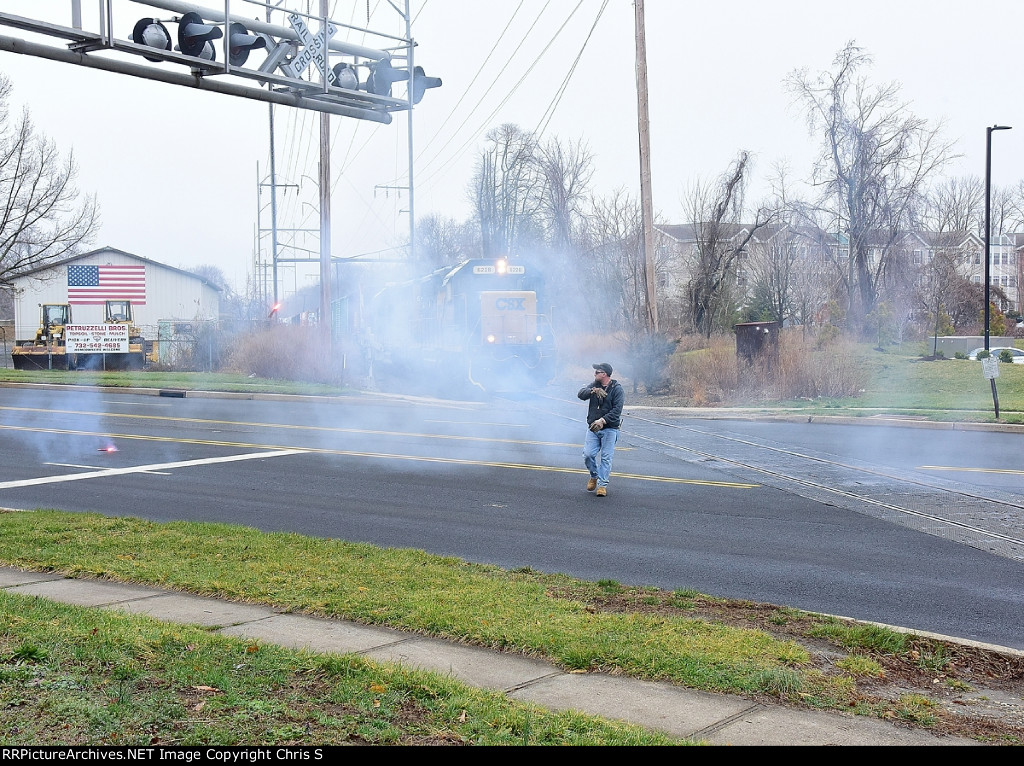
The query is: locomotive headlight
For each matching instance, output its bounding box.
[496,259,508,275]
[486,334,497,344]
[536,335,543,343]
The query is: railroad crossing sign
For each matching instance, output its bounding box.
[281,13,337,84]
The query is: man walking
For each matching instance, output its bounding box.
[578,362,625,497]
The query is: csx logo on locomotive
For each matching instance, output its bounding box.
[494,297,527,311]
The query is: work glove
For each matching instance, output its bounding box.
[591,386,608,400]
[589,418,606,432]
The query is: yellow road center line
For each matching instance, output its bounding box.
[919,465,1024,476]
[0,424,757,489]
[0,405,578,448]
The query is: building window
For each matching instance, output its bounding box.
[973,276,982,284]
[913,249,922,265]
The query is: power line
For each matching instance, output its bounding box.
[414,1,586,192]
[411,0,556,184]
[534,0,608,141]
[412,0,527,164]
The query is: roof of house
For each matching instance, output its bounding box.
[13,246,223,292]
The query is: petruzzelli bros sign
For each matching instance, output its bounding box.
[65,325,129,354]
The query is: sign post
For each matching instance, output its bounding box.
[981,357,1000,419]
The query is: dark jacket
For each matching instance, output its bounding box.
[577,379,625,429]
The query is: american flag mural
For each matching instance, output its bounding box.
[67,264,146,305]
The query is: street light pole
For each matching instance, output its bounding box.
[984,124,1011,351]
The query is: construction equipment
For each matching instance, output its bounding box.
[70,299,151,370]
[104,300,149,369]
[11,303,74,370]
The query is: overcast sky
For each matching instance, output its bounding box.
[1,1,1022,297]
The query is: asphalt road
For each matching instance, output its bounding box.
[1,384,1022,651]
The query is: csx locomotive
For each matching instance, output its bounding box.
[368,256,557,392]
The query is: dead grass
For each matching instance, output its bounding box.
[220,325,344,385]
[652,331,870,404]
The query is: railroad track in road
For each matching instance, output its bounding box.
[507,391,1024,564]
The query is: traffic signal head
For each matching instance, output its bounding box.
[132,18,171,62]
[410,66,442,104]
[228,22,266,67]
[364,59,408,97]
[331,62,359,90]
[177,11,222,59]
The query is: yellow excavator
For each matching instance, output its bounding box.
[11,303,74,370]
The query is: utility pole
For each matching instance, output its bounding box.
[268,105,280,306]
[319,0,332,343]
[634,0,658,334]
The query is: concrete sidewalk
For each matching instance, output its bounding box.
[0,565,981,746]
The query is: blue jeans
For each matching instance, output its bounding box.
[583,427,619,488]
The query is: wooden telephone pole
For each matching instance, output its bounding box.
[634,0,658,334]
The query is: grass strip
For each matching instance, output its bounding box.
[0,511,839,704]
[0,590,688,746]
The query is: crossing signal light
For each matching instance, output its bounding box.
[177,11,222,60]
[331,62,359,90]
[228,22,266,67]
[132,18,171,62]
[410,66,442,104]
[365,61,442,103]
[364,59,408,97]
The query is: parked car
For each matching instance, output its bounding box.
[967,347,1024,364]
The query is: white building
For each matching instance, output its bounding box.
[11,246,221,352]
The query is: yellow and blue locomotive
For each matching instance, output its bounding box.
[369,257,557,392]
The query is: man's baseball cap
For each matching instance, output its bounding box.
[592,362,613,375]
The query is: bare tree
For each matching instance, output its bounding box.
[0,75,98,287]
[184,264,231,292]
[787,42,955,332]
[920,176,984,235]
[914,244,962,352]
[415,213,477,268]
[1006,180,1024,233]
[580,189,647,335]
[469,124,544,258]
[743,163,807,325]
[683,151,774,338]
[579,189,676,392]
[989,185,1017,239]
[535,136,594,255]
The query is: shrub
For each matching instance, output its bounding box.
[668,337,736,405]
[626,332,678,394]
[976,349,991,360]
[999,349,1015,364]
[954,351,967,360]
[220,324,345,385]
[664,330,869,404]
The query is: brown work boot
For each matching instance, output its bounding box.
[586,477,597,492]
[595,486,607,497]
